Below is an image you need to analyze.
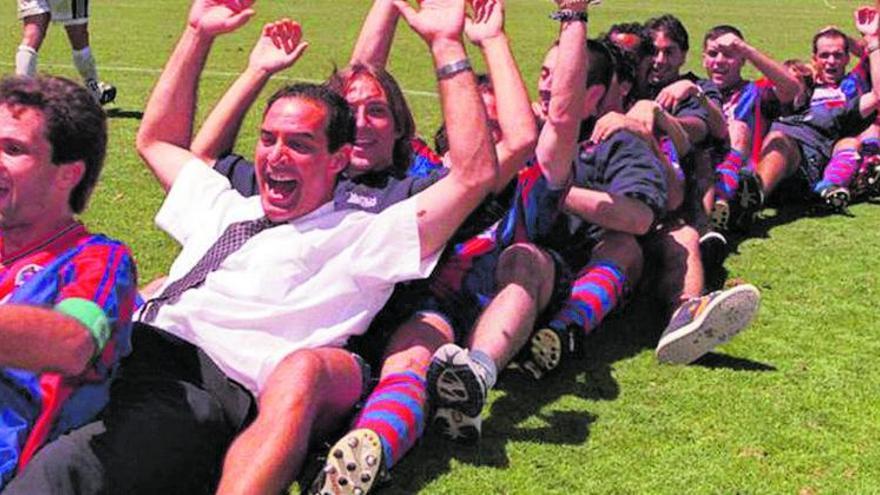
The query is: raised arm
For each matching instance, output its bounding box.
[856,7,880,116]
[135,0,255,191]
[534,1,590,189]
[350,0,401,67]
[191,19,308,163]
[394,0,498,259]
[713,33,801,105]
[465,0,537,192]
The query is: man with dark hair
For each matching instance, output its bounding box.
[5,0,499,493]
[0,75,136,488]
[747,6,880,220]
[701,24,801,229]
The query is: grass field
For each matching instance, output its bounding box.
[3,0,880,493]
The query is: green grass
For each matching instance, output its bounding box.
[3,0,879,493]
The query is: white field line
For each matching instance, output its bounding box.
[0,61,440,98]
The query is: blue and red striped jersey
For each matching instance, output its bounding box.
[0,223,137,486]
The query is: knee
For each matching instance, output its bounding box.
[262,350,325,408]
[496,243,554,293]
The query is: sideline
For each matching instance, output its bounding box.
[0,61,440,98]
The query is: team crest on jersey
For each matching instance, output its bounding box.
[15,264,43,287]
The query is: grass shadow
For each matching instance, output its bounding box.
[692,352,777,371]
[106,108,144,120]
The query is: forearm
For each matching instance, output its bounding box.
[867,35,880,108]
[480,35,537,191]
[702,99,727,141]
[536,17,588,189]
[676,115,710,146]
[744,44,801,104]
[654,108,692,156]
[350,0,400,67]
[563,187,655,235]
[192,66,272,162]
[136,26,214,190]
[0,305,95,376]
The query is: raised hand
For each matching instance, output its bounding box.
[655,79,699,111]
[590,111,648,143]
[713,32,749,57]
[465,0,504,46]
[855,6,880,38]
[188,0,255,36]
[248,19,309,75]
[393,0,466,46]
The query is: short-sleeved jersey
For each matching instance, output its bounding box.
[772,94,876,160]
[810,54,871,109]
[0,223,137,486]
[547,130,668,267]
[427,162,569,307]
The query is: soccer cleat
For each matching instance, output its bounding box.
[733,169,764,232]
[817,184,850,212]
[710,199,731,233]
[307,429,389,495]
[865,154,880,196]
[656,284,761,365]
[699,230,728,271]
[86,79,117,105]
[521,324,581,380]
[431,407,481,444]
[426,344,487,441]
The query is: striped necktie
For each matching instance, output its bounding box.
[141,216,277,323]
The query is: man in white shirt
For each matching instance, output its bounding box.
[5,0,497,494]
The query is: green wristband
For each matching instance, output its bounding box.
[55,298,111,357]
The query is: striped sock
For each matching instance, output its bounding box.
[818,148,859,190]
[714,149,746,201]
[548,260,626,336]
[352,371,427,469]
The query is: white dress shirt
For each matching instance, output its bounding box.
[144,160,440,394]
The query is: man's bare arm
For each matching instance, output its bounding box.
[714,33,801,105]
[0,305,95,376]
[856,7,880,116]
[395,0,498,259]
[136,0,255,191]
[350,0,401,67]
[466,0,537,192]
[534,2,589,189]
[563,188,655,235]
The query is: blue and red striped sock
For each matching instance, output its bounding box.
[352,371,427,469]
[819,148,859,190]
[714,149,746,201]
[548,260,625,335]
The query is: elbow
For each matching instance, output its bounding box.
[630,210,655,236]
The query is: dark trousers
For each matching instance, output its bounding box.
[5,323,256,495]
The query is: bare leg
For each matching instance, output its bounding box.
[654,223,704,313]
[63,22,90,50]
[756,131,800,197]
[216,348,364,495]
[468,243,555,370]
[20,14,50,50]
[380,312,454,379]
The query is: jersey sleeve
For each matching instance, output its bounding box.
[54,239,137,370]
[213,153,259,197]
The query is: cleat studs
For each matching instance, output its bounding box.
[333,449,343,459]
[346,462,357,471]
[338,477,349,486]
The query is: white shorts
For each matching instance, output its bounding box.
[18,0,89,25]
